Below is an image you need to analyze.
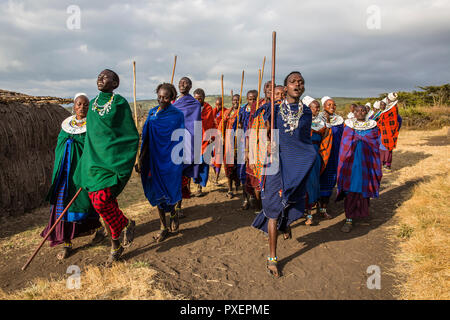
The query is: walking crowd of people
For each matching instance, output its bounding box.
[40,68,402,277]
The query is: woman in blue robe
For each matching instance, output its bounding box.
[138,83,185,243]
[318,96,344,219]
[251,72,316,278]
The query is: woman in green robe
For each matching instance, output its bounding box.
[41,93,105,260]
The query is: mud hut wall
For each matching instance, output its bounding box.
[0,102,70,217]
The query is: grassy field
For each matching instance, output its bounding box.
[388,127,450,299]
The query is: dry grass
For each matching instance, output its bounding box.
[387,127,450,299]
[0,262,184,300]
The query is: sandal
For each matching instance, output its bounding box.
[153,228,169,243]
[91,226,107,244]
[320,209,332,220]
[176,207,185,219]
[266,256,281,278]
[122,219,136,248]
[283,226,292,240]
[305,214,313,226]
[241,199,250,210]
[341,220,353,233]
[169,211,179,233]
[226,191,234,199]
[57,243,73,260]
[107,245,124,265]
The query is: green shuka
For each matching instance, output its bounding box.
[47,129,94,216]
[74,92,139,198]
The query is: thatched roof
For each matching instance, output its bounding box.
[0,89,70,217]
[0,89,72,105]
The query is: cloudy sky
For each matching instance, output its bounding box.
[0,0,449,100]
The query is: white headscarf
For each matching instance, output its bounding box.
[373,100,381,109]
[388,92,398,102]
[321,96,332,106]
[74,92,89,102]
[365,102,371,108]
[302,95,316,107]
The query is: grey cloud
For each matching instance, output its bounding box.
[0,0,449,101]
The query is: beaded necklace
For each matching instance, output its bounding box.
[311,115,325,131]
[319,111,344,126]
[279,100,304,135]
[344,118,377,130]
[92,93,115,116]
[70,116,86,127]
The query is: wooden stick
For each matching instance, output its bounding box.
[221,75,224,145]
[170,55,177,85]
[237,70,244,128]
[133,61,140,167]
[256,69,262,108]
[270,32,276,146]
[133,61,138,128]
[261,56,266,90]
[22,188,83,271]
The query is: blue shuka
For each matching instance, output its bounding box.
[233,103,253,185]
[173,94,209,187]
[252,102,316,233]
[319,123,344,197]
[305,131,323,205]
[140,105,185,212]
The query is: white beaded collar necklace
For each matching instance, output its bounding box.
[344,118,378,130]
[319,111,344,126]
[61,115,86,134]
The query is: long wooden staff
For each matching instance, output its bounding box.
[170,55,177,84]
[237,70,244,128]
[253,69,262,165]
[270,32,276,148]
[133,61,141,168]
[22,188,83,271]
[221,75,224,145]
[133,61,138,128]
[256,69,262,110]
[261,56,266,101]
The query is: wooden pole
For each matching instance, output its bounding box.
[261,56,266,92]
[256,69,262,108]
[22,188,83,271]
[133,61,138,128]
[237,70,244,128]
[270,32,276,147]
[221,75,224,144]
[133,61,140,167]
[170,55,177,85]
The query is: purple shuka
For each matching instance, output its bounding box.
[336,126,382,200]
[173,94,208,186]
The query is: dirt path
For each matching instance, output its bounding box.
[1,129,448,299]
